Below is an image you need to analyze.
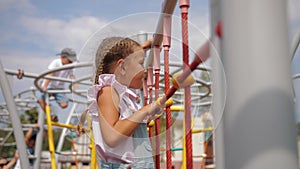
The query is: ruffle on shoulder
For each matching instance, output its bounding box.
[87,74,127,117]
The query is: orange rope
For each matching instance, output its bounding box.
[201,141,209,169]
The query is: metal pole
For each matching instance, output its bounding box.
[154,46,161,168]
[179,0,193,168]
[56,103,78,152]
[221,0,298,168]
[137,32,149,108]
[291,26,300,61]
[209,0,225,169]
[45,93,57,169]
[145,0,178,68]
[163,13,172,169]
[33,107,46,169]
[0,60,30,168]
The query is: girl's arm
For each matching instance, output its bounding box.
[97,86,160,147]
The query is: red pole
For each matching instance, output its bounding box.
[157,40,210,106]
[180,0,193,169]
[143,77,148,106]
[147,66,154,104]
[153,45,161,169]
[143,73,151,138]
[163,14,173,169]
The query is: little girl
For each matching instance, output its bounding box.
[86,37,161,168]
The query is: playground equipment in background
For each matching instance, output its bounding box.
[1,0,299,169]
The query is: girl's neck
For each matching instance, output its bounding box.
[115,73,129,87]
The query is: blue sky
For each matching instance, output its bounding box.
[0,0,209,93]
[1,0,300,122]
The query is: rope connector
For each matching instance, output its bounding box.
[17,69,24,79]
[156,97,173,107]
[172,73,195,88]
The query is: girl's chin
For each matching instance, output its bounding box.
[130,84,143,89]
[129,81,143,89]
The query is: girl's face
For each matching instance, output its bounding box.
[122,47,145,89]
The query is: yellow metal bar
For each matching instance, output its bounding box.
[88,115,98,169]
[51,122,77,129]
[164,105,184,112]
[181,117,186,169]
[192,127,214,133]
[45,105,56,169]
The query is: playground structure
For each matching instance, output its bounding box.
[1,0,300,169]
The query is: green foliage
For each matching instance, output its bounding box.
[0,107,73,159]
[24,108,39,123]
[41,129,72,151]
[297,122,300,135]
[0,130,17,158]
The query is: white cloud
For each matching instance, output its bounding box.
[20,16,109,52]
[0,50,52,97]
[0,50,49,73]
[0,0,35,13]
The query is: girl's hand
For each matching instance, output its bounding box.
[140,102,163,122]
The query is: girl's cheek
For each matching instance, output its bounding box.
[133,64,145,74]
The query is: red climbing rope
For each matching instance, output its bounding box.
[154,22,210,169]
[148,66,154,104]
[163,14,173,169]
[180,0,193,169]
[153,45,161,169]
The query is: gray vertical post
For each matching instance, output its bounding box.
[0,60,30,168]
[210,0,226,168]
[33,107,45,169]
[221,0,298,168]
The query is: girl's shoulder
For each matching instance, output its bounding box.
[87,74,128,117]
[87,74,127,101]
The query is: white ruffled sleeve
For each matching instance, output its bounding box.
[87,85,102,117]
[87,74,127,118]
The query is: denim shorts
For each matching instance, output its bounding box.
[38,88,68,103]
[99,160,154,169]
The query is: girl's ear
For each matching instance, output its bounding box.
[116,59,126,75]
[117,59,125,68]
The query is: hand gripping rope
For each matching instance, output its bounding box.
[154,39,210,169]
